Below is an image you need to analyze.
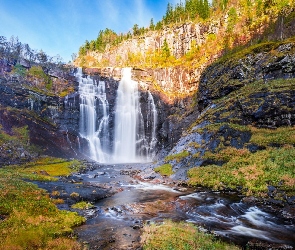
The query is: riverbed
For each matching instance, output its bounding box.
[34,163,295,249]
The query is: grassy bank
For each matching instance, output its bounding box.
[188,143,295,197]
[0,157,86,249]
[141,220,240,250]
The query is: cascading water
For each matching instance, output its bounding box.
[77,67,157,163]
[77,68,110,162]
[113,68,157,163]
[146,91,158,159]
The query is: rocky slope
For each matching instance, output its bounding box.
[0,70,82,164]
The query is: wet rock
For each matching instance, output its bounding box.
[131,220,143,230]
[268,185,277,197]
[242,196,259,204]
[173,187,188,192]
[246,239,293,250]
[120,169,141,176]
[97,171,106,175]
[286,196,295,205]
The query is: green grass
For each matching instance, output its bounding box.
[0,172,85,249]
[71,201,94,210]
[141,220,240,250]
[165,151,190,162]
[188,146,295,196]
[0,156,87,249]
[3,156,85,181]
[155,164,174,176]
[250,126,295,147]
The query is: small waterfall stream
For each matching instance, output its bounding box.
[77,68,110,162]
[77,67,157,163]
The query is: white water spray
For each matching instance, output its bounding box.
[77,68,110,162]
[113,68,141,162]
[77,67,157,163]
[113,68,157,163]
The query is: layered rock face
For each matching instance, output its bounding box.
[91,21,221,63]
[86,21,223,99]
[0,78,81,161]
[159,40,295,180]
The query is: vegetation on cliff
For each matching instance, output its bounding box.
[166,38,295,198]
[0,35,75,97]
[75,0,295,102]
[76,0,295,70]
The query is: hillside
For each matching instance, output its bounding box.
[75,0,295,100]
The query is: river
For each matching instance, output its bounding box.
[67,163,295,250]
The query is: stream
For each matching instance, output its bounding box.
[62,163,295,250]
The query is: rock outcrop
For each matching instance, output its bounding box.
[160,39,295,180]
[0,76,82,162]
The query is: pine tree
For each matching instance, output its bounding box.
[150,18,155,30]
[161,39,171,59]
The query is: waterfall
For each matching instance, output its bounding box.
[77,67,157,163]
[113,68,141,162]
[113,68,157,163]
[146,91,158,159]
[77,68,110,162]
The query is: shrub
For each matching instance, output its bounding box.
[155,164,174,176]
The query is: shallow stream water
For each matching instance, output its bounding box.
[73,164,295,249]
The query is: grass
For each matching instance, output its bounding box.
[141,220,240,250]
[3,156,85,181]
[155,164,174,176]
[71,201,94,210]
[250,126,295,147]
[165,150,190,162]
[188,146,295,196]
[0,156,87,249]
[0,173,85,249]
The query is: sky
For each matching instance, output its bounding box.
[0,0,180,62]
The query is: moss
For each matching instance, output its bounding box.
[165,150,190,162]
[250,126,295,147]
[4,157,85,181]
[155,164,174,176]
[141,220,240,250]
[71,201,94,210]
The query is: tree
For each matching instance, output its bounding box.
[150,18,155,30]
[89,40,96,51]
[164,3,174,24]
[161,39,171,59]
[155,21,163,30]
[84,40,90,50]
[133,24,140,36]
[79,46,86,56]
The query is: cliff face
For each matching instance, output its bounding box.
[158,38,295,180]
[81,20,224,99]
[0,77,82,162]
[91,21,221,62]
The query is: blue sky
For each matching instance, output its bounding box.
[0,0,179,62]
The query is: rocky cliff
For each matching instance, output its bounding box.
[0,73,82,164]
[159,38,295,181]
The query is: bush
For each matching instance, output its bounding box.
[155,164,174,176]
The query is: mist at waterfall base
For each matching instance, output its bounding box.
[77,68,157,163]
